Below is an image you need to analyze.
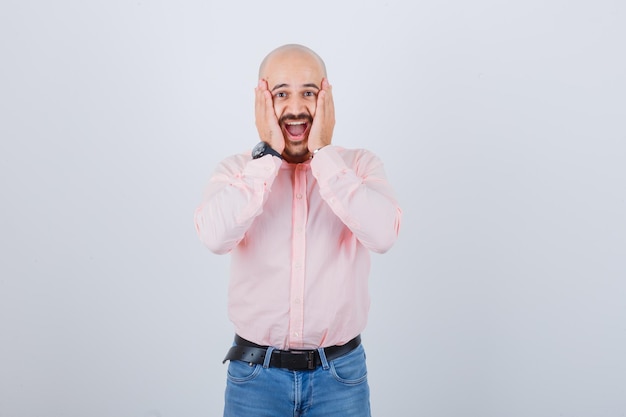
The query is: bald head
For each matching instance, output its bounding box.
[259,44,327,79]
[256,44,329,163]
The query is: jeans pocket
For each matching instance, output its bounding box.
[329,345,368,385]
[226,360,262,383]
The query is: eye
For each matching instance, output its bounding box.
[275,92,287,98]
[303,91,316,97]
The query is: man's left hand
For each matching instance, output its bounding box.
[308,78,335,152]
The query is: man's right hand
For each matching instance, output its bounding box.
[255,79,285,154]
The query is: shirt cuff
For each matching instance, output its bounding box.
[310,145,347,185]
[243,153,283,179]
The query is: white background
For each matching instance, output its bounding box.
[1,0,625,416]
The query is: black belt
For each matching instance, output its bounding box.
[223,335,361,370]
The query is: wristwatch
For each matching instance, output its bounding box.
[252,141,282,160]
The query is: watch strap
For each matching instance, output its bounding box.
[263,145,283,159]
[253,142,283,160]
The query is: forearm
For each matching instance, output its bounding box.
[194,154,282,254]
[311,146,402,253]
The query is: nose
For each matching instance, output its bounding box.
[284,95,308,115]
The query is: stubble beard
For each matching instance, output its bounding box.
[282,137,310,163]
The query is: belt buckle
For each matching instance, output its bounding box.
[281,350,316,370]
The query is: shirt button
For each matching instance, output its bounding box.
[294,298,301,304]
[296,193,303,199]
[294,332,299,337]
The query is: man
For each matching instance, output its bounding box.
[194,44,401,417]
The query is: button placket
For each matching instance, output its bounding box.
[288,166,307,348]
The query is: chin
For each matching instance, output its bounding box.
[286,139,308,152]
[284,140,311,162]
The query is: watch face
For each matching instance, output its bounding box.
[252,142,266,159]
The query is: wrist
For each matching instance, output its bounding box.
[252,141,283,160]
[310,145,328,158]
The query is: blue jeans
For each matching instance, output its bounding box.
[224,344,371,417]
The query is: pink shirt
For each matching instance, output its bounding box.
[194,145,401,349]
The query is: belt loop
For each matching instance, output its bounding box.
[262,347,275,369]
[317,347,330,370]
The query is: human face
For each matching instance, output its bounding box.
[261,52,325,162]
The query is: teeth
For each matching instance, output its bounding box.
[286,121,305,125]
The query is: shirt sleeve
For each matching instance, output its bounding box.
[194,153,283,254]
[310,146,402,253]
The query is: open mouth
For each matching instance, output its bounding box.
[282,120,310,142]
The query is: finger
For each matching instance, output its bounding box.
[255,85,266,125]
[323,79,335,125]
[263,90,276,120]
[255,80,274,139]
[256,79,268,112]
[316,90,326,119]
[256,81,275,119]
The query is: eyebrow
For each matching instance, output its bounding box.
[271,83,320,92]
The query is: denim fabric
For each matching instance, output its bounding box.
[224,344,371,417]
